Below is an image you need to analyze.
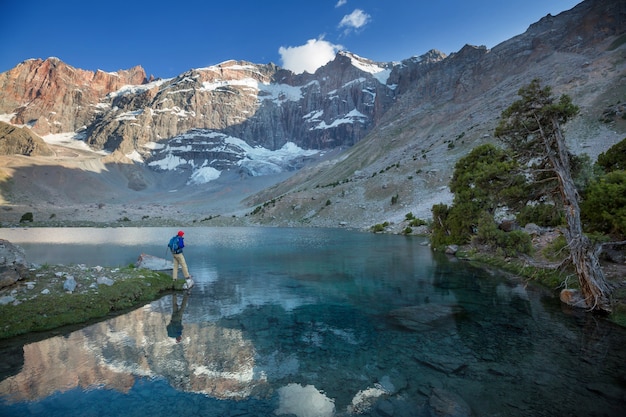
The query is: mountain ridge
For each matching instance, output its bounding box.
[0,0,625,229]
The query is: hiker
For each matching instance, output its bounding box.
[169,230,192,282]
[166,292,188,343]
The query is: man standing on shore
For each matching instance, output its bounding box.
[168,230,192,284]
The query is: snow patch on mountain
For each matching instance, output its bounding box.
[147,130,319,184]
[43,132,109,154]
[199,77,305,104]
[107,78,170,99]
[313,109,367,130]
[346,53,392,85]
[188,166,221,185]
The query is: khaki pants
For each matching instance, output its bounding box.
[172,253,190,280]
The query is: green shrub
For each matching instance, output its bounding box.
[475,214,532,257]
[410,218,427,227]
[581,170,626,238]
[371,222,390,233]
[517,203,564,227]
[431,204,459,247]
[20,212,34,223]
[402,227,413,235]
[596,137,626,172]
[542,235,569,261]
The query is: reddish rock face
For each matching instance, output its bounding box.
[0,57,146,136]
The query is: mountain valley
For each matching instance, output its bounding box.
[0,0,625,231]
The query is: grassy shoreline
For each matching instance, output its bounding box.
[0,264,188,340]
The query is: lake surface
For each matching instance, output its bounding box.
[0,227,625,417]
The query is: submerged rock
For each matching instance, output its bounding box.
[427,388,473,417]
[388,303,463,332]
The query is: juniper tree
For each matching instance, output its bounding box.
[431,144,528,247]
[495,79,612,313]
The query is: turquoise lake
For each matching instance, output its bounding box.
[0,227,624,416]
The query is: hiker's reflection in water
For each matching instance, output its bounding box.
[167,292,189,343]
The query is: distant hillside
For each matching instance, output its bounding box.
[242,0,626,229]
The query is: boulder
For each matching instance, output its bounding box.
[63,276,77,293]
[523,223,544,235]
[0,239,29,290]
[97,277,115,286]
[559,289,588,309]
[0,295,16,305]
[135,253,173,270]
[445,245,459,255]
[498,219,520,232]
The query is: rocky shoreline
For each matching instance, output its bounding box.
[0,239,188,340]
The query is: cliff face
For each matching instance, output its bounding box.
[80,54,413,169]
[0,58,146,136]
[0,53,421,173]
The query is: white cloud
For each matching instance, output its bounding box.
[335,0,347,7]
[279,38,342,74]
[338,9,371,31]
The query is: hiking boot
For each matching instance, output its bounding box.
[183,277,195,290]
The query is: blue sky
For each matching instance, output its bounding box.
[1,0,581,78]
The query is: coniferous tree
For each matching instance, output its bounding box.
[596,137,626,173]
[431,144,529,249]
[495,79,612,312]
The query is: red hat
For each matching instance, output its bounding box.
[177,230,184,236]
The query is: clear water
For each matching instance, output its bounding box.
[0,227,625,417]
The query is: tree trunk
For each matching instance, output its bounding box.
[547,119,612,312]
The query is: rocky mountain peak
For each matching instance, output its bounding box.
[0,58,146,136]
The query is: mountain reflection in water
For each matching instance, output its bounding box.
[0,227,625,417]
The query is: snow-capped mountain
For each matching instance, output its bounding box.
[1,51,433,184]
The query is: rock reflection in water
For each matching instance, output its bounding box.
[276,383,335,417]
[0,295,267,403]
